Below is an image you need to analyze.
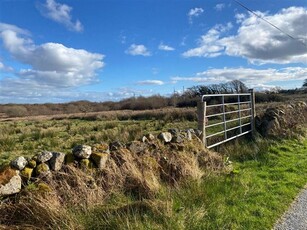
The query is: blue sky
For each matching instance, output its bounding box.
[0,0,306,103]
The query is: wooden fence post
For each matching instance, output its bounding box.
[197,100,206,147]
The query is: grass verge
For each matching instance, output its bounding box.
[62,136,307,229]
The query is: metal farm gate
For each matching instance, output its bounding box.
[197,89,255,148]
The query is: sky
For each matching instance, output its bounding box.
[0,0,306,104]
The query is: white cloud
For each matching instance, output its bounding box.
[0,29,104,87]
[171,67,307,87]
[0,61,13,72]
[215,4,225,11]
[0,80,151,103]
[158,43,175,51]
[183,7,307,64]
[188,7,204,24]
[0,23,30,36]
[125,44,151,56]
[235,13,246,23]
[182,23,232,58]
[137,80,164,85]
[0,23,105,102]
[37,0,83,32]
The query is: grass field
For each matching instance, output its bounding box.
[0,103,306,229]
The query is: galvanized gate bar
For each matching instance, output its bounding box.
[198,90,255,149]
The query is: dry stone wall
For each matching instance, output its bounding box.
[0,129,208,197]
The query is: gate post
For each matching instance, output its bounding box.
[249,89,256,136]
[197,99,206,146]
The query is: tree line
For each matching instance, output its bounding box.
[1,80,304,118]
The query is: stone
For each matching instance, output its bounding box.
[80,159,94,169]
[37,151,53,163]
[90,152,110,170]
[168,128,179,135]
[72,145,92,159]
[27,159,37,168]
[92,143,110,154]
[0,167,22,196]
[141,136,148,143]
[65,152,75,164]
[49,152,65,171]
[37,182,52,193]
[128,141,147,154]
[20,167,33,181]
[171,135,184,143]
[146,133,155,141]
[186,129,193,140]
[158,132,172,143]
[35,163,50,176]
[10,156,27,170]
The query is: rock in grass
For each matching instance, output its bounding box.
[171,135,184,143]
[90,152,110,170]
[49,152,65,171]
[10,156,27,170]
[158,132,172,143]
[186,129,193,140]
[27,159,37,168]
[37,182,52,193]
[146,133,155,141]
[92,143,110,154]
[80,159,94,169]
[35,163,50,176]
[0,167,22,196]
[20,167,33,181]
[128,141,147,154]
[168,128,179,135]
[65,152,75,164]
[72,145,92,159]
[37,151,53,163]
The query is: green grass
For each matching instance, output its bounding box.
[0,119,197,165]
[63,136,307,230]
[1,114,306,229]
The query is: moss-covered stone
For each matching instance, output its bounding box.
[92,143,110,153]
[27,159,37,168]
[80,159,95,170]
[20,167,33,181]
[37,182,52,193]
[0,166,22,196]
[65,152,75,164]
[35,163,50,176]
[90,152,110,170]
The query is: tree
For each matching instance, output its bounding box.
[303,79,307,87]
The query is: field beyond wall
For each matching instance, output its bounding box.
[0,93,306,229]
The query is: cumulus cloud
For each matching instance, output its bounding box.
[137,80,164,85]
[188,7,204,24]
[158,43,175,51]
[0,29,104,87]
[0,23,30,36]
[125,44,151,56]
[182,23,232,58]
[215,4,225,11]
[0,23,105,102]
[171,67,307,87]
[37,0,83,32]
[183,7,307,64]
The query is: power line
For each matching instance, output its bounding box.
[234,0,307,47]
